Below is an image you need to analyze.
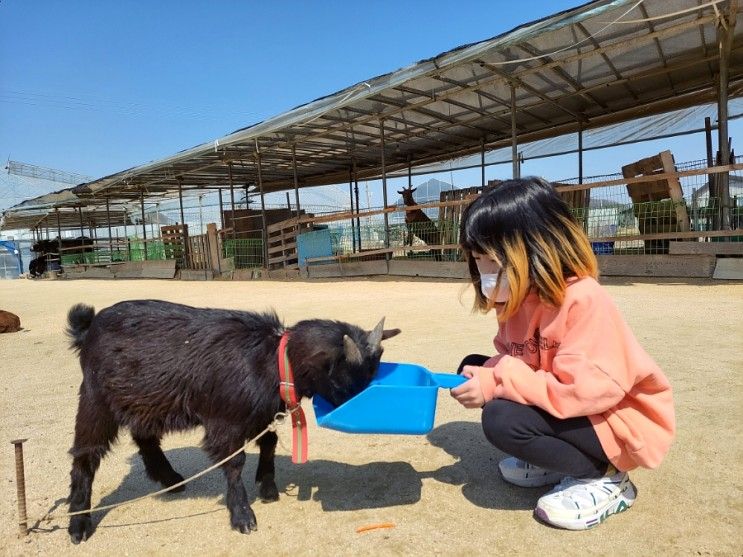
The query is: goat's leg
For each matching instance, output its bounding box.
[204,429,257,534]
[254,431,279,502]
[132,434,185,492]
[67,391,118,544]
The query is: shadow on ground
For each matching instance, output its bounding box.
[41,420,544,535]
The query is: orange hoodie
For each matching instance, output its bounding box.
[475,277,675,471]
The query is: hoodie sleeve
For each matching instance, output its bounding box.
[480,329,509,368]
[476,290,628,419]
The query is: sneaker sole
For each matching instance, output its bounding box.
[498,460,565,488]
[501,472,565,488]
[535,481,637,530]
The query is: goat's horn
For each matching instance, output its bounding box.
[368,317,385,347]
[343,334,363,365]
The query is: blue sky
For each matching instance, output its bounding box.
[1,0,740,199]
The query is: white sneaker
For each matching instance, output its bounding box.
[534,469,637,530]
[498,457,565,488]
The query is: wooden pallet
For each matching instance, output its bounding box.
[266,218,311,270]
[161,224,188,263]
[622,151,690,253]
[622,150,690,231]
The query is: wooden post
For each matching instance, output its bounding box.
[206,222,221,275]
[659,151,690,232]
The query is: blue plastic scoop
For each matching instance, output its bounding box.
[312,362,466,434]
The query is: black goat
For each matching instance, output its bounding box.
[65,300,400,543]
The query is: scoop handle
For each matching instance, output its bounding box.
[429,372,467,389]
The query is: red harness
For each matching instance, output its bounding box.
[278,332,308,464]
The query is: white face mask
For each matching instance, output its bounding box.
[480,272,509,303]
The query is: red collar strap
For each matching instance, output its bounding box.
[278,332,308,464]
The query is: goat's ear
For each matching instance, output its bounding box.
[411,187,417,193]
[368,317,400,347]
[382,328,401,341]
[397,189,404,195]
[343,334,363,365]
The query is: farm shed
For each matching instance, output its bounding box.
[2,0,742,279]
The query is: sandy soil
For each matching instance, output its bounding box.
[0,276,741,556]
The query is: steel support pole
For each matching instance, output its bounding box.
[349,166,356,252]
[353,160,361,251]
[481,137,486,188]
[228,163,236,243]
[255,140,268,269]
[178,180,186,228]
[291,145,301,218]
[511,84,519,179]
[178,179,188,265]
[578,127,584,185]
[379,120,391,253]
[705,117,714,167]
[124,209,131,260]
[578,126,590,233]
[78,206,85,238]
[717,4,735,230]
[199,194,206,278]
[56,209,62,257]
[106,197,113,256]
[140,190,147,260]
[218,188,225,229]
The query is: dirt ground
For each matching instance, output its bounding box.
[0,276,741,556]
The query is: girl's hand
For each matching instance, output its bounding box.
[450,367,485,408]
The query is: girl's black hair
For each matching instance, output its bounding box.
[459,176,597,316]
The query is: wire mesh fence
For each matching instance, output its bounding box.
[31,155,743,276]
[222,239,264,269]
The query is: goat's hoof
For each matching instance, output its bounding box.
[68,516,93,544]
[230,507,257,534]
[259,481,279,503]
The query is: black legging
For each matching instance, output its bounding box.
[458,354,611,479]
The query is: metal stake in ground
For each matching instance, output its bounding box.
[11,438,28,536]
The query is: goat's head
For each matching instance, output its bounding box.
[289,317,401,407]
[397,185,417,203]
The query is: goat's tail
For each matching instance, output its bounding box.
[66,304,95,352]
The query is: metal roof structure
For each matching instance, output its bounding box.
[3,0,741,230]
[1,206,132,232]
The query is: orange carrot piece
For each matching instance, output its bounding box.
[356,522,395,533]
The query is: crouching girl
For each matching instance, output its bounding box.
[451,177,675,530]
